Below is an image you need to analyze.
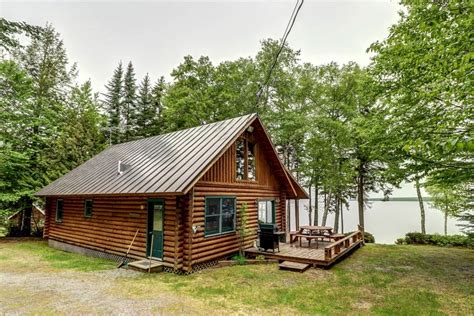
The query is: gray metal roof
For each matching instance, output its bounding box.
[36,113,258,196]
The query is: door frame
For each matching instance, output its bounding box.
[146,198,164,260]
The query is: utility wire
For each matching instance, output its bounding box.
[256,0,304,107]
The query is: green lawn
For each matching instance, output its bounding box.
[1,240,473,315]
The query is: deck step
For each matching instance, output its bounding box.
[279,261,310,272]
[128,259,164,273]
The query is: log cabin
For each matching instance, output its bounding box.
[36,113,308,272]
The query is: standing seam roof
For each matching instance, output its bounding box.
[35,114,257,196]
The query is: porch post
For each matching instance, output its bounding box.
[295,198,300,230]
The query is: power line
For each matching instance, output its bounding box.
[256,0,304,107]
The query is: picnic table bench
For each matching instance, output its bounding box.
[290,226,345,248]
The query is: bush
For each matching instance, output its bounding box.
[232,254,247,265]
[396,232,472,248]
[395,238,406,245]
[363,232,375,243]
[346,231,375,243]
[405,232,429,245]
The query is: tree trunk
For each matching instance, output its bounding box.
[357,163,365,229]
[334,196,340,233]
[444,210,448,236]
[415,179,426,234]
[313,186,319,226]
[322,192,330,226]
[308,182,312,226]
[340,201,344,234]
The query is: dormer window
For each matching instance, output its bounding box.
[236,138,256,181]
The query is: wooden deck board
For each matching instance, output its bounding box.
[246,238,362,267]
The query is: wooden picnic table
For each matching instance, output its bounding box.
[300,225,333,236]
[290,226,335,248]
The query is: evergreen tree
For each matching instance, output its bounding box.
[149,76,166,135]
[122,61,137,141]
[134,74,152,137]
[1,24,76,234]
[47,81,107,179]
[0,18,44,53]
[103,62,123,144]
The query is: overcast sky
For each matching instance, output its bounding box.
[2,0,401,92]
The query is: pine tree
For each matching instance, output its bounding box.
[148,76,166,135]
[48,81,107,179]
[122,61,137,141]
[134,73,152,137]
[1,24,76,234]
[103,62,123,144]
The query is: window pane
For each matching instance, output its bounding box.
[205,215,220,235]
[236,139,245,180]
[266,201,273,223]
[247,142,256,180]
[221,198,235,215]
[56,200,63,222]
[206,198,220,216]
[153,203,163,231]
[85,200,93,217]
[222,212,235,232]
[221,198,235,232]
[258,201,267,223]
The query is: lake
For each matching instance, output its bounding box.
[289,200,463,244]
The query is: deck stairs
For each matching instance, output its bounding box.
[279,261,310,272]
[127,259,164,273]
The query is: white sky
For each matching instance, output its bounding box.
[2,0,401,92]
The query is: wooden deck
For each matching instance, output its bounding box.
[246,230,364,267]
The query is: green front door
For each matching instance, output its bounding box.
[147,199,164,259]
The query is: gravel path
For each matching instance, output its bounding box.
[1,269,187,315]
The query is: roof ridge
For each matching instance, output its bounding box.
[113,113,258,148]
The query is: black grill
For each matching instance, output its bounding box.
[258,223,281,252]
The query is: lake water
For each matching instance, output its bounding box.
[289,200,463,244]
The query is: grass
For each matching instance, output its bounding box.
[111,244,474,315]
[0,240,116,272]
[1,240,473,315]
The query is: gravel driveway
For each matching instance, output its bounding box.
[1,269,194,315]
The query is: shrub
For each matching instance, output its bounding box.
[396,232,472,248]
[232,254,247,265]
[363,231,375,243]
[346,231,375,243]
[395,238,406,245]
[405,232,429,244]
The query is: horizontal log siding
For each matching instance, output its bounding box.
[189,128,288,268]
[190,183,285,266]
[45,195,183,268]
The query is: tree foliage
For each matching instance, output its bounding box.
[0,21,106,228]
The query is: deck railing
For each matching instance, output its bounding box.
[324,228,364,261]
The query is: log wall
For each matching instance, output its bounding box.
[44,195,184,269]
[186,131,287,269]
